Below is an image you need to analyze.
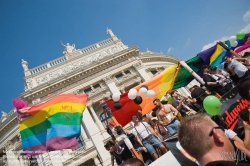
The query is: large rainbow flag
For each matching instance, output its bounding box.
[107,65,177,126]
[18,94,88,156]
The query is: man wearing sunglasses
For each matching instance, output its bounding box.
[178,114,249,166]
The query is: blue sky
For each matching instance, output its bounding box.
[0,0,250,114]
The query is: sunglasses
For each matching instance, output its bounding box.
[209,126,224,136]
[223,57,228,61]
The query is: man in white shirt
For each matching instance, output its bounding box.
[131,115,167,160]
[223,56,250,80]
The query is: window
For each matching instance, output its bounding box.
[77,135,86,149]
[93,84,101,89]
[151,70,158,75]
[115,73,123,81]
[84,87,92,94]
[125,70,131,75]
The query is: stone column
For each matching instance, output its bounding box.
[87,103,110,139]
[87,102,105,132]
[133,61,151,81]
[80,125,92,148]
[103,75,121,95]
[82,108,110,163]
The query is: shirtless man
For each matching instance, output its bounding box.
[153,99,180,135]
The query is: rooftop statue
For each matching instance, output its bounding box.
[22,59,29,71]
[61,41,76,54]
[106,27,115,37]
[106,27,118,41]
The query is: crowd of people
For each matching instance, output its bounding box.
[104,53,250,166]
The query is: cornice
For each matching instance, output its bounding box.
[20,47,139,99]
[0,110,18,131]
[140,56,179,64]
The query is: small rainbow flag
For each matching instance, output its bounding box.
[209,44,227,67]
[18,94,88,156]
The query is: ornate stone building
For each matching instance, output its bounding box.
[0,29,197,166]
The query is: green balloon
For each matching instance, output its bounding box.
[168,97,173,102]
[203,95,221,116]
[236,31,245,40]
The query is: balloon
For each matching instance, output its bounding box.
[134,96,143,104]
[139,87,147,96]
[167,97,173,102]
[236,31,245,40]
[128,89,137,100]
[112,93,120,102]
[140,85,148,90]
[147,90,155,98]
[230,41,238,47]
[114,101,122,110]
[229,36,237,42]
[203,95,221,116]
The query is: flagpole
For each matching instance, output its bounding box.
[179,61,205,85]
[217,41,240,58]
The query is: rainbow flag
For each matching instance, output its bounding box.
[209,44,227,67]
[106,65,177,126]
[18,94,88,156]
[173,56,205,89]
[198,33,250,67]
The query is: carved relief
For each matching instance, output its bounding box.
[26,79,33,89]
[33,46,124,87]
[32,98,41,104]
[6,140,14,150]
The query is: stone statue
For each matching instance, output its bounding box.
[106,27,115,37]
[61,41,76,54]
[1,111,7,118]
[21,59,28,71]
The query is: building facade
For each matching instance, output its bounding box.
[0,29,197,166]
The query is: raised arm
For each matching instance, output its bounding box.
[235,58,248,62]
[60,41,66,47]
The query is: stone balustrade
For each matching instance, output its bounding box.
[27,38,114,76]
